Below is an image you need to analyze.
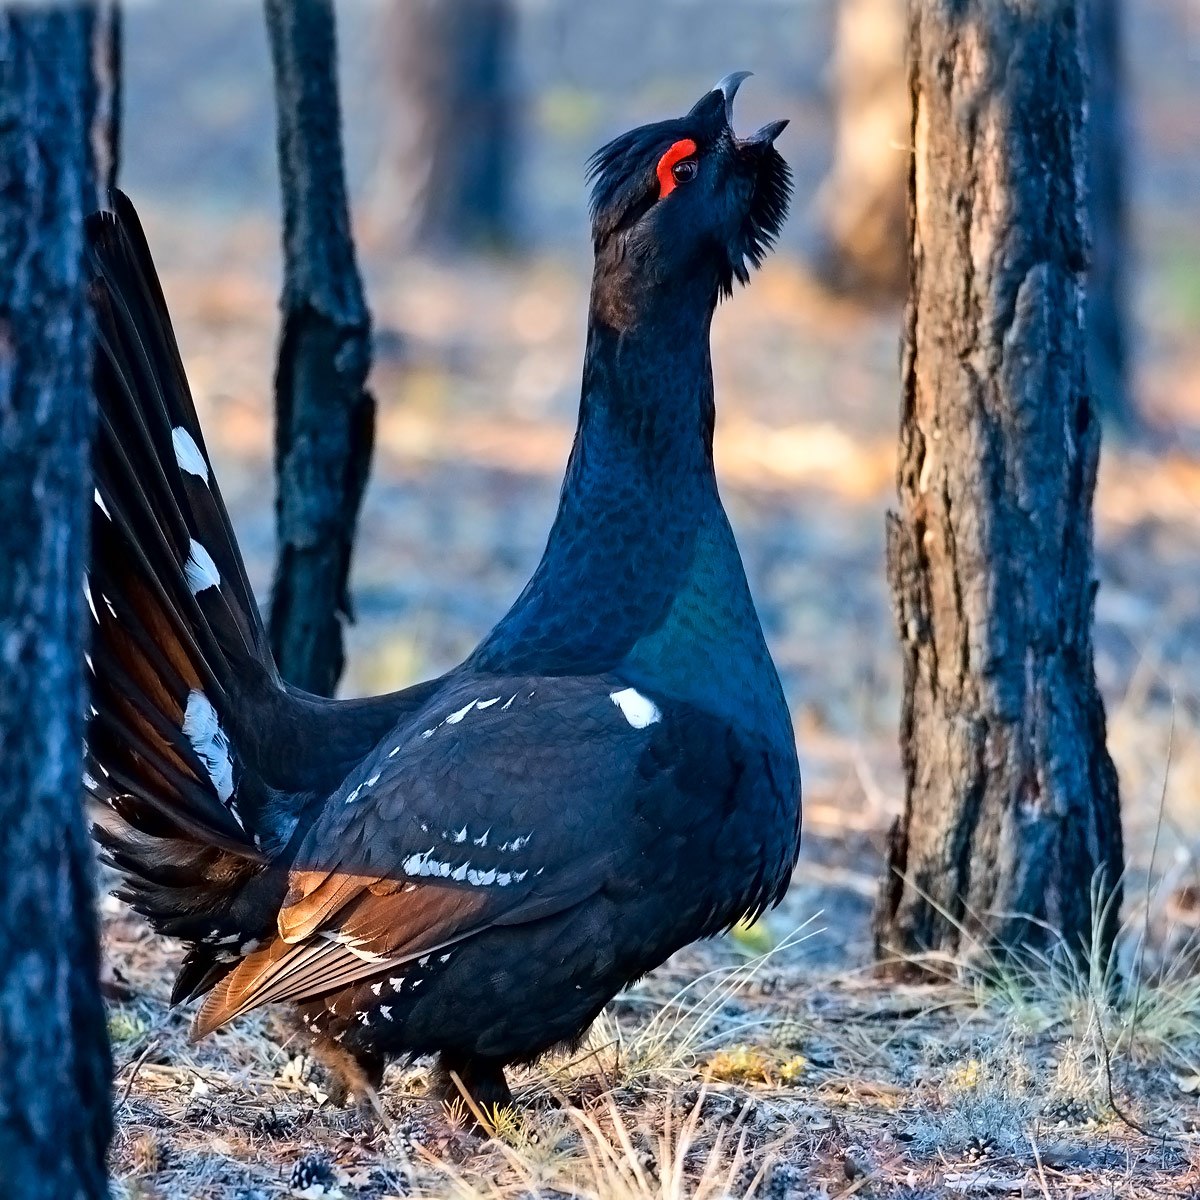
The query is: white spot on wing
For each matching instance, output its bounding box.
[184,539,221,595]
[445,700,477,725]
[325,931,390,964]
[610,687,661,730]
[93,489,111,518]
[476,696,501,709]
[182,690,234,803]
[171,426,209,482]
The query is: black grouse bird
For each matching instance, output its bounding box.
[85,73,800,1114]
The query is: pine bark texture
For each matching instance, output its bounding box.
[875,0,1123,963]
[0,9,112,1196]
[265,0,375,697]
[368,0,515,252]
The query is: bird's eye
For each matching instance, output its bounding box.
[656,139,699,198]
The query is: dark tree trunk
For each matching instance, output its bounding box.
[1084,0,1131,430]
[874,0,1124,966]
[369,0,515,253]
[265,0,375,697]
[0,9,112,1196]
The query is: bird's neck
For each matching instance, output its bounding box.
[572,294,719,487]
[472,287,767,698]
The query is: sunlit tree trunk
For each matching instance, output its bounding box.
[369,0,515,252]
[813,0,910,296]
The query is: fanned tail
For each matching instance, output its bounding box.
[85,192,287,1001]
[85,191,433,1010]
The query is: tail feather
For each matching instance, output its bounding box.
[85,193,283,991]
[85,191,431,1017]
[90,193,267,657]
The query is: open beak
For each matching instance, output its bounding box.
[708,71,788,148]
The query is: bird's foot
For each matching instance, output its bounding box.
[430,1053,516,1134]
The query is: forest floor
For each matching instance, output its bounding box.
[97,202,1200,1199]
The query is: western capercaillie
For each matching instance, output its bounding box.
[86,73,800,1115]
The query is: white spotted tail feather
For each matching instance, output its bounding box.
[85,191,298,1000]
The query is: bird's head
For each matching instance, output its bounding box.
[586,72,791,325]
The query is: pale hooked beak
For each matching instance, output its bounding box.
[714,70,753,123]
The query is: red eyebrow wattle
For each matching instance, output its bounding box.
[656,139,698,198]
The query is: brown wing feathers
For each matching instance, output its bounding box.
[193,883,495,1037]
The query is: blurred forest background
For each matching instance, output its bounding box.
[65,1,1200,1192]
[117,0,1200,955]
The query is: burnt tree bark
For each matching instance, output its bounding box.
[874,0,1124,965]
[0,9,112,1196]
[368,0,515,252]
[265,0,375,697]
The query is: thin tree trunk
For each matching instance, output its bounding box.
[265,0,375,697]
[369,0,515,253]
[874,0,1123,966]
[0,9,112,1195]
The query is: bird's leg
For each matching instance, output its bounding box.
[430,1051,514,1127]
[302,1030,386,1118]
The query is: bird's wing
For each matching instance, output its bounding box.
[193,673,715,1035]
